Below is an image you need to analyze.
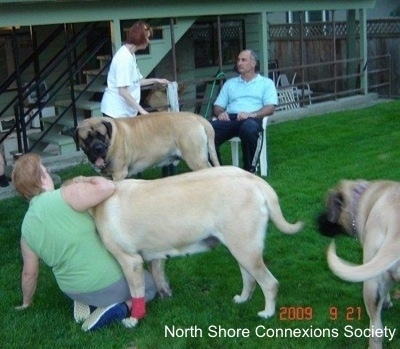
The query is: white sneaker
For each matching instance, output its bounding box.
[73,301,91,323]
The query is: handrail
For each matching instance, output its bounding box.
[30,33,111,150]
[0,25,64,95]
[0,22,111,154]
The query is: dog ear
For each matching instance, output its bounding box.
[316,191,345,237]
[326,191,344,223]
[102,121,113,139]
[317,213,343,237]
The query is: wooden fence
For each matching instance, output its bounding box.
[268,18,400,96]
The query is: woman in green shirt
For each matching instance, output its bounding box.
[12,153,156,331]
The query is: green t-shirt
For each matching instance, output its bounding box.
[21,189,123,293]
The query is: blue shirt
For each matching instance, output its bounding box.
[214,74,278,114]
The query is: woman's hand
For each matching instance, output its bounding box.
[156,78,169,86]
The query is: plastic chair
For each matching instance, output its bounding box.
[230,116,269,176]
[276,73,312,105]
[292,73,312,105]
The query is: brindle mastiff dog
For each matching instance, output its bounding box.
[74,112,220,180]
[90,166,304,328]
[318,180,400,349]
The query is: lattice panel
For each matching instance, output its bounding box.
[367,20,400,35]
[270,19,400,39]
[221,26,243,39]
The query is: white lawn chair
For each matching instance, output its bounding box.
[276,73,312,106]
[230,116,269,176]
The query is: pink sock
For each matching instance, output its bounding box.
[131,297,146,319]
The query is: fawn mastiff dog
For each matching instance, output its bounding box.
[74,112,220,180]
[90,166,304,328]
[318,180,400,349]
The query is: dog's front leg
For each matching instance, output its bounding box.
[112,166,129,181]
[117,253,146,328]
[151,259,172,298]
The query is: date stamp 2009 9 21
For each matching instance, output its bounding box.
[278,305,362,321]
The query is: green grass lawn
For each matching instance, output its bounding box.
[1,99,400,348]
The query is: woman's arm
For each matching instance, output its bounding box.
[140,78,169,87]
[61,176,116,212]
[118,87,149,115]
[16,238,39,310]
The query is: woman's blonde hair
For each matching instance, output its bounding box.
[12,153,45,201]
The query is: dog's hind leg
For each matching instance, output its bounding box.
[363,275,392,349]
[183,149,211,171]
[228,244,279,319]
[151,259,172,298]
[233,265,256,303]
[247,262,279,319]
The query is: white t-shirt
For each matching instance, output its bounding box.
[101,45,143,117]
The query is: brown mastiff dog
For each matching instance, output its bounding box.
[74,112,220,180]
[90,166,304,328]
[318,180,400,349]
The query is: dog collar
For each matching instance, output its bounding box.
[350,181,369,237]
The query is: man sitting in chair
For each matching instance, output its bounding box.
[211,49,278,173]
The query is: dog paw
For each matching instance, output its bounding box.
[382,300,393,310]
[121,317,138,328]
[233,295,248,304]
[257,309,275,319]
[158,287,173,298]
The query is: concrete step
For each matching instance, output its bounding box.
[81,68,108,84]
[27,131,76,155]
[55,99,101,111]
[55,99,102,117]
[43,115,85,129]
[96,55,111,69]
[74,84,105,93]
[82,68,108,76]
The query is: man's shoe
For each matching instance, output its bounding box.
[73,301,91,323]
[81,302,129,332]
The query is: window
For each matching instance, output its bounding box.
[192,20,244,68]
[287,11,329,23]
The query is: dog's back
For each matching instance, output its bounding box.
[92,166,302,255]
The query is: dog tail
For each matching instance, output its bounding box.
[261,180,304,235]
[327,240,400,282]
[199,117,220,167]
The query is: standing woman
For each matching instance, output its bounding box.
[101,21,169,117]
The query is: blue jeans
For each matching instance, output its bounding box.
[211,117,263,172]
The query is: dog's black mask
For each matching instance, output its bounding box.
[316,213,345,237]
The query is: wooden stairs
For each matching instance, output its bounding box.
[26,18,195,156]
